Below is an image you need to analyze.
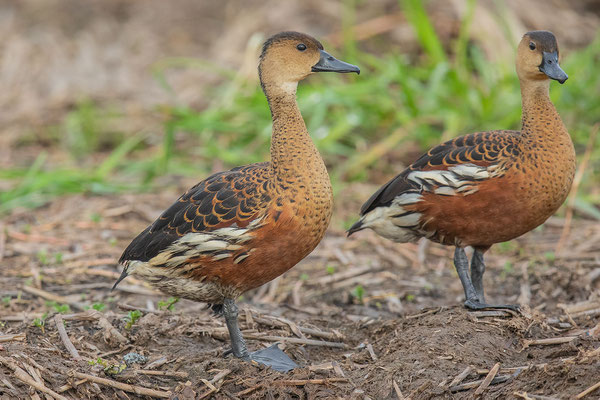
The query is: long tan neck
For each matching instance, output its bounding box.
[263,83,324,179]
[514,78,575,224]
[519,79,568,145]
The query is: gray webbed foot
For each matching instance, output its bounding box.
[464,298,520,312]
[248,343,297,372]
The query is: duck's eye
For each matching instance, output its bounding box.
[296,43,307,51]
[529,42,536,50]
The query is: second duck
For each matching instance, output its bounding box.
[348,31,574,310]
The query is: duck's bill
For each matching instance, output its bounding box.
[539,51,568,84]
[312,50,360,74]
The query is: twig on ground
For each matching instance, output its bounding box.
[0,356,67,400]
[575,380,600,399]
[69,371,170,398]
[145,356,170,370]
[474,362,500,396]
[308,362,335,372]
[513,392,559,400]
[476,365,538,375]
[558,300,600,315]
[236,385,261,396]
[53,314,81,360]
[571,308,600,320]
[366,343,378,361]
[450,375,511,393]
[332,361,346,377]
[209,369,232,384]
[522,336,577,349]
[448,365,474,387]
[252,314,304,339]
[0,333,26,343]
[392,380,405,399]
[251,314,343,341]
[313,265,374,285]
[200,379,217,392]
[57,379,88,393]
[117,303,161,314]
[197,369,231,399]
[134,369,189,378]
[546,317,572,329]
[1,313,44,322]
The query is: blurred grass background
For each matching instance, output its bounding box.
[1,0,599,219]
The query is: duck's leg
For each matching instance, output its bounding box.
[454,248,520,311]
[222,298,297,372]
[454,247,479,308]
[470,249,486,304]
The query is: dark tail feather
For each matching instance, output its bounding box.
[111,267,129,291]
[347,219,364,237]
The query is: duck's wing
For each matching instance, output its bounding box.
[119,162,272,265]
[359,130,521,216]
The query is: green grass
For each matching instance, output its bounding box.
[1,0,599,216]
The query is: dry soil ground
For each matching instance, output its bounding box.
[0,191,599,399]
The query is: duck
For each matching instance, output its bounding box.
[113,31,359,371]
[348,31,574,311]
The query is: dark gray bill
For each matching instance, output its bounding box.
[539,51,568,84]
[312,50,360,74]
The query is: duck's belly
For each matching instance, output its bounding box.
[128,201,332,303]
[206,201,332,293]
[411,171,571,248]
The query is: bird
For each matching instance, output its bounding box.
[348,30,574,311]
[113,31,359,371]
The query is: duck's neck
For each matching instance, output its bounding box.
[519,79,567,143]
[263,83,324,178]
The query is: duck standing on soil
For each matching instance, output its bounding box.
[348,31,574,310]
[114,32,359,371]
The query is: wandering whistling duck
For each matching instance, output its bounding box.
[348,31,574,310]
[114,32,359,371]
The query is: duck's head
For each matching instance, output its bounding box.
[258,31,359,95]
[516,30,568,84]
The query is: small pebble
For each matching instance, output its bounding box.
[123,352,147,366]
